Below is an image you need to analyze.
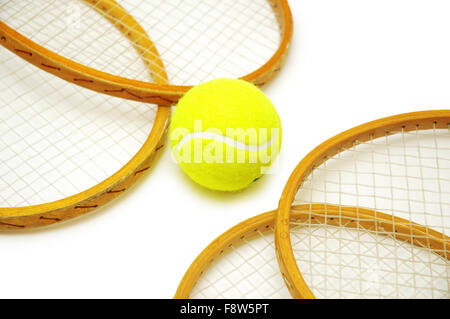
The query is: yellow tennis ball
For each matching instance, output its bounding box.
[170,78,282,191]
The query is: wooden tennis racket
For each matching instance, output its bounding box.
[275,110,450,298]
[1,0,292,105]
[0,0,169,229]
[0,0,291,229]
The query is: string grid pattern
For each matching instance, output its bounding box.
[0,0,280,85]
[0,42,156,207]
[292,127,450,298]
[190,228,291,298]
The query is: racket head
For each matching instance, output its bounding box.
[175,210,291,299]
[0,0,293,105]
[275,110,450,298]
[0,0,170,229]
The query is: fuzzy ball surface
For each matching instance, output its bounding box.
[170,78,282,191]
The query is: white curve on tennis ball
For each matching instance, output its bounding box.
[175,129,280,154]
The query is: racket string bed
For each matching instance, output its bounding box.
[294,126,450,234]
[289,214,449,298]
[190,228,290,299]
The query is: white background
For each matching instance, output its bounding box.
[1,0,450,298]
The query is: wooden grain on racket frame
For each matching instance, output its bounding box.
[275,110,450,299]
[175,205,448,298]
[0,0,293,106]
[0,0,170,230]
